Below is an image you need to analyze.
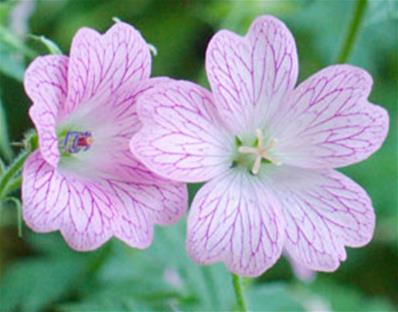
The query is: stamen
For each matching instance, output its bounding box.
[252,155,262,175]
[63,131,94,154]
[237,128,281,175]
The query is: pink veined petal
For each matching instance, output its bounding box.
[22,151,187,251]
[65,21,151,115]
[270,65,389,169]
[24,55,69,167]
[104,158,188,247]
[22,151,114,250]
[263,165,375,271]
[206,15,298,134]
[106,78,172,140]
[131,80,234,183]
[58,78,170,180]
[187,170,285,277]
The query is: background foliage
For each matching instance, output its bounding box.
[0,0,397,311]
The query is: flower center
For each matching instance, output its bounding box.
[237,128,281,175]
[62,131,94,154]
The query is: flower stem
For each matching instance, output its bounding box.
[0,150,30,198]
[2,176,22,197]
[232,274,247,312]
[0,131,37,199]
[336,0,367,63]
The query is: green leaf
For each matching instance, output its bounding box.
[2,196,23,237]
[0,25,36,57]
[188,183,203,204]
[0,24,36,80]
[0,1,17,24]
[0,157,5,174]
[0,46,25,80]
[0,257,86,312]
[247,283,305,311]
[365,0,398,26]
[28,34,63,55]
[58,279,184,312]
[0,95,13,161]
[141,219,234,311]
[307,279,395,312]
[83,220,235,311]
[197,0,311,32]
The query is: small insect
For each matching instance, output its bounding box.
[63,131,94,154]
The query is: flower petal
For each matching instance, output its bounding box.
[24,55,69,167]
[22,151,114,250]
[22,151,187,250]
[58,78,169,180]
[187,170,284,277]
[271,65,389,168]
[66,22,151,114]
[263,166,375,271]
[104,158,188,248]
[206,15,298,134]
[131,80,233,183]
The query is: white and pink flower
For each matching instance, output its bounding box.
[22,22,187,251]
[131,16,389,276]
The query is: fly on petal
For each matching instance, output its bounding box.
[62,131,93,154]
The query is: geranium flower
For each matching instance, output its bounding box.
[22,22,187,250]
[130,16,389,276]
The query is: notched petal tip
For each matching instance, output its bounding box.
[323,64,374,96]
[66,20,152,112]
[61,229,113,252]
[266,166,376,272]
[273,64,389,169]
[114,225,154,250]
[187,171,285,277]
[366,101,390,149]
[205,14,298,134]
[248,14,294,37]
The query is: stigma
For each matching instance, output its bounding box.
[238,128,281,175]
[63,131,94,154]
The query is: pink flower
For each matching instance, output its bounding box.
[130,16,389,276]
[22,22,187,251]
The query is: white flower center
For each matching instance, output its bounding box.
[238,128,281,175]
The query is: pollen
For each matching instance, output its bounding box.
[238,128,281,175]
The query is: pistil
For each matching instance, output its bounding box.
[238,129,281,175]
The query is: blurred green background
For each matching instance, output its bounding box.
[0,0,397,311]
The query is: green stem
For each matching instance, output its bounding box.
[336,0,367,63]
[0,150,30,198]
[2,176,22,196]
[0,131,37,199]
[2,197,23,236]
[232,274,247,312]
